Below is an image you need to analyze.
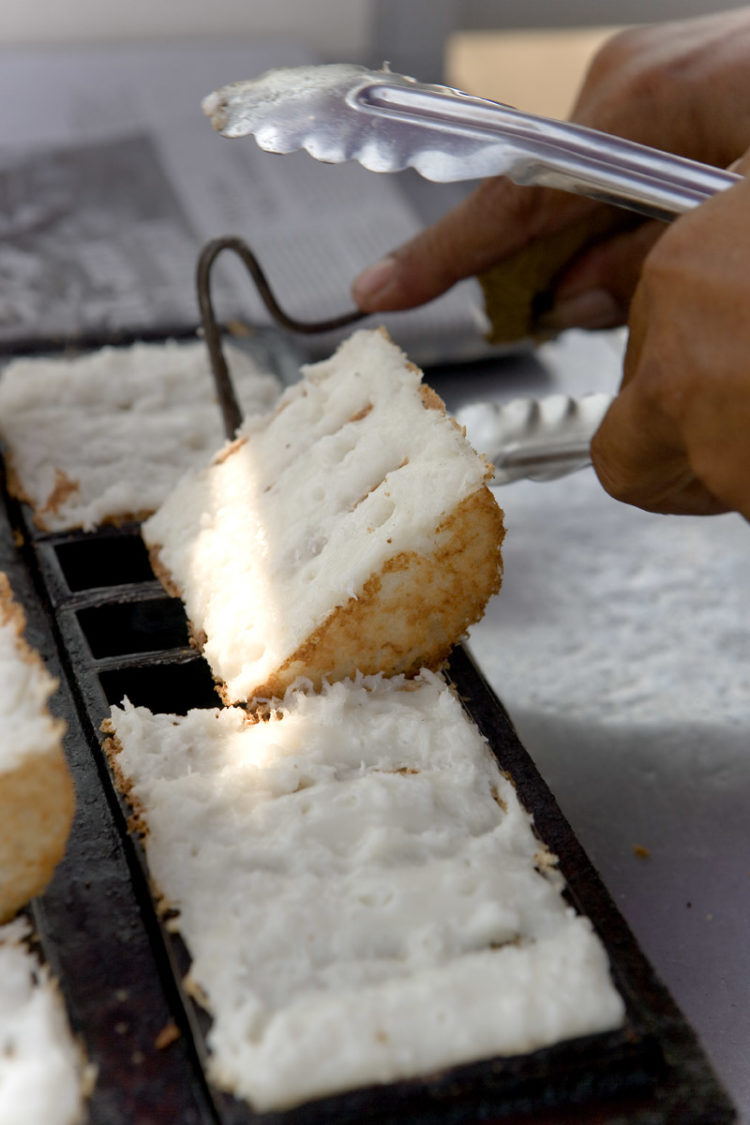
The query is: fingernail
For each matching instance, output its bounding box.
[538,287,622,332]
[352,256,398,308]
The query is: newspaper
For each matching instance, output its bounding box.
[0,38,488,364]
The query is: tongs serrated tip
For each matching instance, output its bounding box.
[457,393,612,486]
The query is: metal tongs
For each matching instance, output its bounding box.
[200,64,739,484]
[202,63,739,220]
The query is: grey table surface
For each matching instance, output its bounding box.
[429,326,750,1122]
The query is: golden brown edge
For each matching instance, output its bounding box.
[0,573,74,923]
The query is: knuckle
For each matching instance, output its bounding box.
[630,351,688,427]
[579,26,678,132]
[586,27,641,77]
[585,26,666,95]
[588,426,626,501]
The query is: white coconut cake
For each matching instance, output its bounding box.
[143,328,505,703]
[0,339,280,532]
[0,918,89,1125]
[104,672,625,1112]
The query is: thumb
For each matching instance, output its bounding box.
[591,378,728,515]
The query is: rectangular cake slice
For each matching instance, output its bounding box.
[0,339,280,532]
[104,672,624,1112]
[143,328,504,704]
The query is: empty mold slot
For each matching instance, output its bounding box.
[77,598,189,659]
[55,534,155,592]
[99,659,219,714]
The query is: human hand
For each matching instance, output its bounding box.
[589,156,750,521]
[352,10,750,336]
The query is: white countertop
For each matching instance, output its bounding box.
[430,327,750,1121]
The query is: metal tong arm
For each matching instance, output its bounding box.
[353,79,740,221]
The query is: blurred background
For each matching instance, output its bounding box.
[3,0,749,110]
[2,0,747,355]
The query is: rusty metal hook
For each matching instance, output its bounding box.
[196,236,367,437]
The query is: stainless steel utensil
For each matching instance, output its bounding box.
[456,393,612,485]
[203,63,739,221]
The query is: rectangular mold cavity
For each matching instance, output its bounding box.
[77,597,189,659]
[99,658,220,714]
[54,532,155,592]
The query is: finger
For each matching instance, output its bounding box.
[590,376,729,517]
[729,147,750,174]
[538,220,664,332]
[351,178,592,312]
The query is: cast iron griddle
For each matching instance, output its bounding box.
[0,328,736,1124]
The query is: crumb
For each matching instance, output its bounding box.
[11,529,23,547]
[81,1062,98,1098]
[534,848,558,873]
[632,845,650,860]
[490,785,508,813]
[40,468,79,516]
[225,319,253,337]
[155,1021,180,1050]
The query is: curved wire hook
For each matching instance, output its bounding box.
[196,236,367,437]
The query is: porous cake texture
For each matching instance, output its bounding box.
[0,339,281,532]
[0,918,88,1125]
[0,574,74,923]
[104,672,624,1112]
[143,328,504,704]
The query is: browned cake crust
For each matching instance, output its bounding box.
[149,481,504,705]
[0,574,74,923]
[225,484,504,702]
[0,751,75,923]
[4,454,152,532]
